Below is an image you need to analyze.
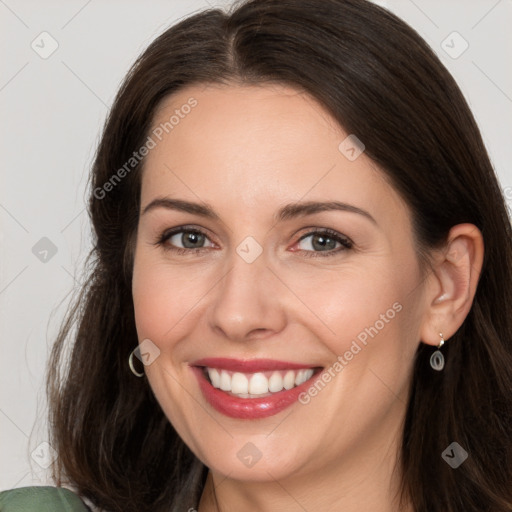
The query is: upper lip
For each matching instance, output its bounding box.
[191,358,321,373]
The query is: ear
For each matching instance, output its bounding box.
[419,223,485,346]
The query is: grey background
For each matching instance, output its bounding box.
[1,0,511,490]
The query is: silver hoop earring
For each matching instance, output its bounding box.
[129,347,144,377]
[430,332,445,371]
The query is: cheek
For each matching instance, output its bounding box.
[287,263,410,356]
[131,252,213,349]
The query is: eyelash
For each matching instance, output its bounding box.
[153,225,353,258]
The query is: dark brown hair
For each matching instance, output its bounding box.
[47,0,512,510]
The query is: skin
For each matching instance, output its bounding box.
[131,83,484,511]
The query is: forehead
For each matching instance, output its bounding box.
[140,83,408,226]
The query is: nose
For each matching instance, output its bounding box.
[207,248,287,343]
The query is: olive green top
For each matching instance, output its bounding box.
[0,486,89,511]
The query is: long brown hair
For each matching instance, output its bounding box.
[47,0,512,510]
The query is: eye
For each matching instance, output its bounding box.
[154,226,214,255]
[294,229,353,258]
[154,226,353,258]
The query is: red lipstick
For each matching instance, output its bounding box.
[192,357,312,372]
[190,358,321,419]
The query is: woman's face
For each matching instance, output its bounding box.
[132,83,430,482]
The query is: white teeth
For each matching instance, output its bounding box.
[206,367,316,396]
[303,368,314,382]
[219,370,231,391]
[283,370,295,390]
[249,373,269,394]
[295,369,314,386]
[208,368,220,388]
[231,372,249,394]
[268,371,283,392]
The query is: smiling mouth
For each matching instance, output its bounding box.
[190,358,325,419]
[201,366,322,398]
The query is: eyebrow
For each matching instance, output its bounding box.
[141,197,377,225]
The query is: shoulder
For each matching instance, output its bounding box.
[0,486,90,511]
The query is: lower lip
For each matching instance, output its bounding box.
[191,366,320,419]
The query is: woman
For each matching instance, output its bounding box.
[1,0,511,510]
